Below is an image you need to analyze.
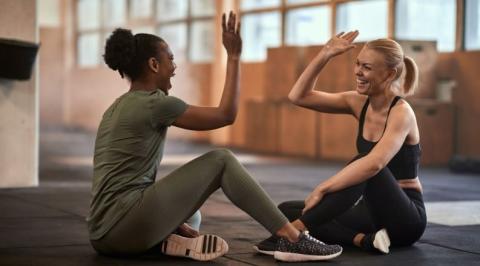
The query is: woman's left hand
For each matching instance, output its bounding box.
[302,190,324,214]
[176,223,200,238]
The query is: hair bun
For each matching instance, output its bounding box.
[103,28,136,72]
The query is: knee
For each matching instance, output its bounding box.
[277,201,302,214]
[278,202,287,213]
[278,201,292,213]
[207,148,235,161]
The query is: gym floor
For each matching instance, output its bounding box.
[0,128,479,265]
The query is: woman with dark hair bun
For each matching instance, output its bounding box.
[87,12,342,262]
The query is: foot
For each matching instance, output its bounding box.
[253,235,279,255]
[160,234,229,261]
[274,231,343,262]
[361,228,391,254]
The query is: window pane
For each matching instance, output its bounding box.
[242,12,281,61]
[156,0,188,21]
[190,20,215,62]
[103,0,127,28]
[77,0,100,30]
[466,0,480,50]
[78,33,100,67]
[286,6,331,46]
[396,0,456,52]
[336,0,387,42]
[241,0,281,11]
[132,26,156,35]
[130,0,153,19]
[287,0,326,5]
[158,23,187,61]
[191,0,216,17]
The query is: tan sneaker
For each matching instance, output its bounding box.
[160,234,229,261]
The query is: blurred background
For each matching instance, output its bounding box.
[1,0,479,187]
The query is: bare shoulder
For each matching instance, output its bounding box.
[390,98,417,126]
[343,91,367,119]
[389,98,420,144]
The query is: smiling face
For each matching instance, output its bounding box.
[152,41,176,94]
[354,47,395,96]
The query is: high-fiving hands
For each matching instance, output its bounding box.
[323,30,359,58]
[222,11,242,60]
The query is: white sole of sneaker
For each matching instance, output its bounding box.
[160,234,228,261]
[253,245,274,256]
[273,248,342,262]
[373,228,391,254]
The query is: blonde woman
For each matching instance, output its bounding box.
[256,31,426,255]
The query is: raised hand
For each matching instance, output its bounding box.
[323,30,359,58]
[222,11,242,59]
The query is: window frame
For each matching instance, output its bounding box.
[74,0,474,67]
[74,0,216,68]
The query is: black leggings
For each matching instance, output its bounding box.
[278,156,426,247]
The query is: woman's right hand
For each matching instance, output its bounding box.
[222,11,242,59]
[322,30,359,58]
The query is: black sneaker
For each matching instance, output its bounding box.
[253,235,279,255]
[361,228,390,254]
[160,234,229,261]
[274,231,342,262]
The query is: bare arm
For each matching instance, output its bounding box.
[174,12,242,130]
[303,103,415,212]
[289,31,360,115]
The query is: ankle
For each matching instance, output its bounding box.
[353,233,365,247]
[276,224,300,243]
[292,219,307,231]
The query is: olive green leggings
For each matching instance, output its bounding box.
[91,149,288,255]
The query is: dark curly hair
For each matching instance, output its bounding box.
[103,28,165,81]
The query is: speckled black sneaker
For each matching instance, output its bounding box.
[274,231,342,262]
[160,234,229,261]
[253,235,279,255]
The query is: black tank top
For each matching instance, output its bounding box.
[356,96,421,180]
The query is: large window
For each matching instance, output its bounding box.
[75,0,215,67]
[286,6,331,46]
[241,0,281,11]
[242,12,282,61]
[465,0,480,50]
[76,0,471,66]
[190,20,215,62]
[395,0,456,52]
[241,0,333,61]
[129,0,153,19]
[156,0,188,22]
[336,0,388,42]
[240,0,389,61]
[76,0,101,67]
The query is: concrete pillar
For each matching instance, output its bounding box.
[0,0,39,188]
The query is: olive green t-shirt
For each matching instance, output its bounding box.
[87,89,187,240]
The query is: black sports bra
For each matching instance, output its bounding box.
[356,96,421,180]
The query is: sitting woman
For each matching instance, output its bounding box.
[87,12,342,262]
[255,31,426,255]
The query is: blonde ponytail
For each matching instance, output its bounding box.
[402,55,419,96]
